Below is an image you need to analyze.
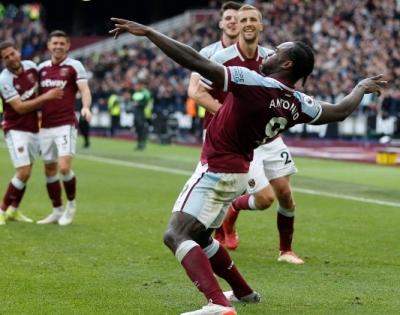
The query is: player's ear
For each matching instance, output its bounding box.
[218,20,223,30]
[259,19,263,32]
[281,60,293,70]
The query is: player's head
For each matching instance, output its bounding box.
[261,41,314,86]
[0,40,22,73]
[47,30,70,61]
[237,4,263,44]
[219,1,241,40]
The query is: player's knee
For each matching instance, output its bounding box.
[254,192,275,210]
[45,163,58,176]
[17,171,31,182]
[163,228,181,252]
[59,166,71,176]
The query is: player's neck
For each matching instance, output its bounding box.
[51,55,68,65]
[238,38,258,59]
[269,73,296,88]
[221,34,238,48]
[9,65,23,76]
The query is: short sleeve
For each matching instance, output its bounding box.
[294,91,322,123]
[225,66,264,93]
[72,60,88,81]
[0,75,19,102]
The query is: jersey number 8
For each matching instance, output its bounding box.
[265,117,288,138]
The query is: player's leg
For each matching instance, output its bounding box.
[167,170,247,314]
[270,176,303,264]
[222,148,275,250]
[56,125,78,226]
[4,165,34,223]
[37,128,63,224]
[1,131,36,224]
[204,237,261,304]
[164,212,234,312]
[264,138,304,264]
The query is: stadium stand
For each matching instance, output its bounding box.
[1,1,399,144]
[68,1,400,142]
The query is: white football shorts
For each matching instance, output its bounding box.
[173,163,247,229]
[39,124,77,163]
[5,130,40,168]
[246,137,297,194]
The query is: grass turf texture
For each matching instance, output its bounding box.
[1,136,399,314]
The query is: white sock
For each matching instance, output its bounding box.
[53,207,63,214]
[8,206,17,214]
[62,170,75,182]
[11,176,25,190]
[248,195,257,210]
[67,200,76,208]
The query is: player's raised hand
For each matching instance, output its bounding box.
[356,74,387,96]
[109,18,149,39]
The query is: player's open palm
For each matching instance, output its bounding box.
[357,74,387,95]
[110,18,149,38]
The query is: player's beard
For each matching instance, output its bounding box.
[8,61,22,74]
[242,34,258,45]
[241,28,258,44]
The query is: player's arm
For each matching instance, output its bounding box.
[9,88,63,114]
[187,73,222,113]
[110,18,225,89]
[77,80,92,122]
[314,75,387,125]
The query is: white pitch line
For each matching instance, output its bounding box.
[292,188,400,208]
[78,154,400,209]
[78,154,192,176]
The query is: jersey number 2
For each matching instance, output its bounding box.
[280,151,292,165]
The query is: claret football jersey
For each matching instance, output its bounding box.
[38,57,88,128]
[0,60,39,133]
[202,66,322,173]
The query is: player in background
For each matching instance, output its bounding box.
[187,0,241,247]
[198,5,304,264]
[36,30,92,226]
[110,17,385,315]
[0,40,63,225]
[187,1,241,127]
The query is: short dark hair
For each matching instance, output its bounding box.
[0,40,16,56]
[289,41,315,86]
[48,30,68,41]
[220,1,242,16]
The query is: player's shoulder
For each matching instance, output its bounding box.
[199,41,224,58]
[21,60,37,71]
[210,44,238,64]
[259,45,274,58]
[293,90,315,105]
[0,68,12,83]
[38,60,52,70]
[61,57,85,69]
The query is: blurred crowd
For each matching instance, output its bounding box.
[0,3,47,62]
[1,1,399,141]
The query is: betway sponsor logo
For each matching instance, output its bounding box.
[20,83,38,101]
[40,79,67,89]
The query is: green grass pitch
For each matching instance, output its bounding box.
[1,136,399,314]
